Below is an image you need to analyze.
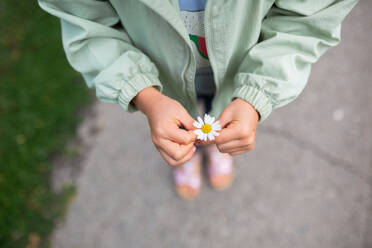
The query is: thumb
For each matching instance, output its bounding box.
[178,111,196,131]
[217,108,233,129]
[187,130,197,143]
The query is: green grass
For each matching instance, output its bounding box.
[0,1,92,247]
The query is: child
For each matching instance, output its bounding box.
[39,0,358,199]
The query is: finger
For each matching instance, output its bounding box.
[224,142,255,154]
[217,133,255,151]
[229,142,256,155]
[220,144,248,154]
[217,107,233,128]
[167,127,196,145]
[229,150,246,156]
[214,122,242,144]
[158,138,196,161]
[178,111,196,131]
[217,138,248,152]
[159,145,196,167]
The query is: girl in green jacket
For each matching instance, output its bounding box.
[39,0,358,199]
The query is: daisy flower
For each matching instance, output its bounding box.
[193,114,221,141]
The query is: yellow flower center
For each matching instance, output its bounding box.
[201,124,212,133]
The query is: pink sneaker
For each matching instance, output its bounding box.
[205,144,234,190]
[173,150,202,199]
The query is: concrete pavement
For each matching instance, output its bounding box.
[51,2,372,247]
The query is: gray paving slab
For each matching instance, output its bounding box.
[52,1,372,248]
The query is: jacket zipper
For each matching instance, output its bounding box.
[138,0,200,116]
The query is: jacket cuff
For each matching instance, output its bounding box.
[118,72,162,112]
[232,85,272,122]
[95,72,162,113]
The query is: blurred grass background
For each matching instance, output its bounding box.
[0,1,92,247]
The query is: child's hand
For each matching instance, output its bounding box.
[214,98,259,155]
[133,87,197,166]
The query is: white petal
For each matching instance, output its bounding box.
[199,133,207,141]
[203,133,208,141]
[195,130,206,141]
[203,114,210,123]
[204,114,214,125]
[211,130,219,137]
[193,120,202,128]
[195,130,204,140]
[209,116,215,124]
[194,129,203,136]
[212,122,221,131]
[197,116,204,125]
[207,133,215,141]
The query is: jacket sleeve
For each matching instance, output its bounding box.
[232,0,358,122]
[38,0,163,112]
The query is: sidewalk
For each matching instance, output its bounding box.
[52,2,372,247]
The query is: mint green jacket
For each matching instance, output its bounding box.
[38,0,358,122]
